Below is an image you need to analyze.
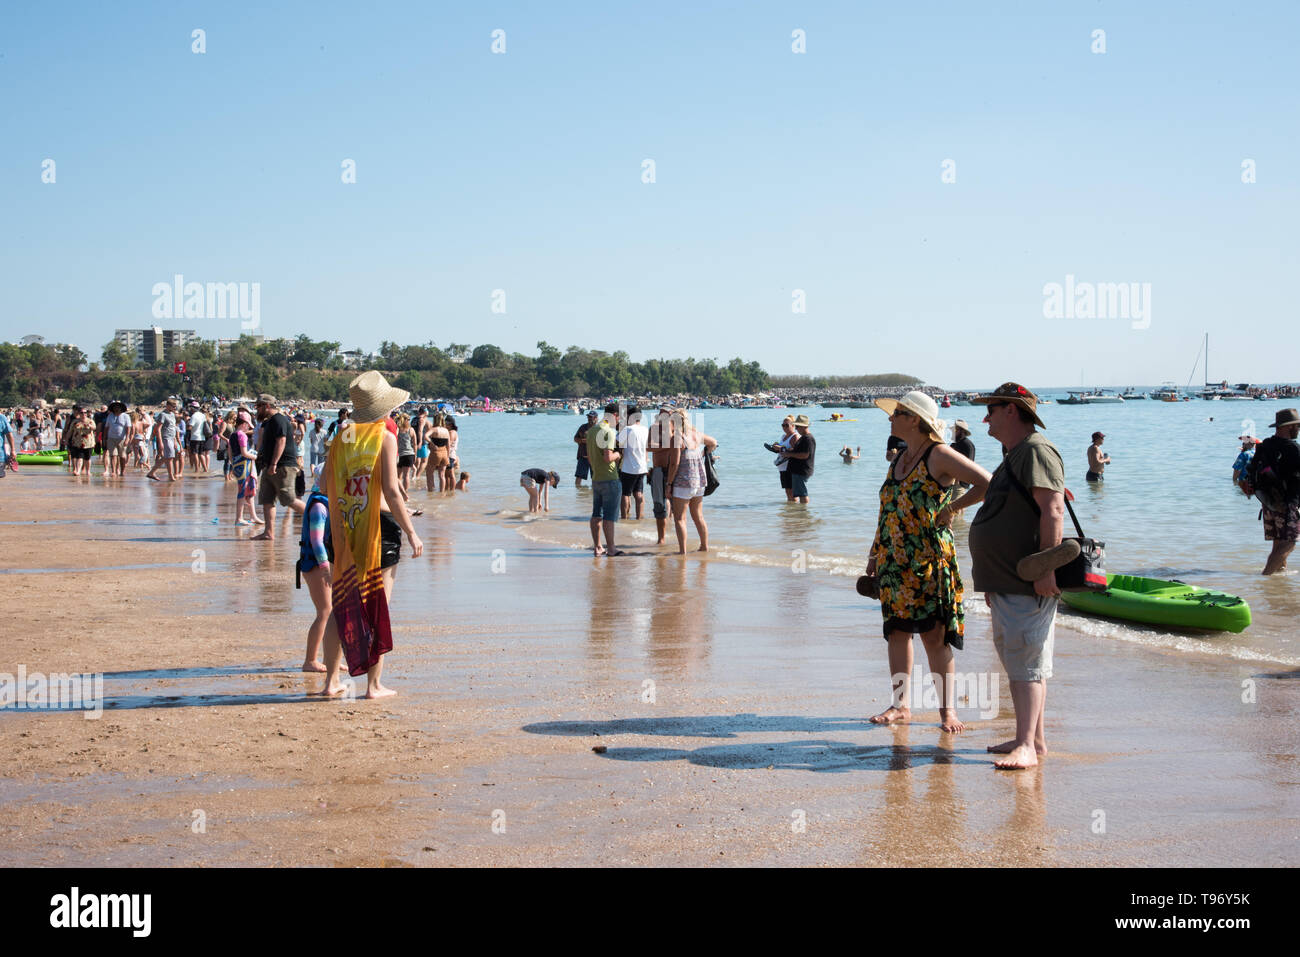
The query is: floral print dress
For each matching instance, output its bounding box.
[872,444,964,648]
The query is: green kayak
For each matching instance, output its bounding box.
[1060,573,1251,633]
[15,451,69,465]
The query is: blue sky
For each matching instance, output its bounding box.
[2,1,1296,388]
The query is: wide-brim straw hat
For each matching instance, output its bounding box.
[874,391,944,442]
[349,370,410,423]
[971,381,1046,429]
[792,414,812,428]
[1271,408,1300,429]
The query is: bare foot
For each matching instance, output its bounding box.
[311,682,348,697]
[302,662,327,673]
[869,706,911,725]
[993,744,1039,769]
[593,546,606,556]
[939,708,966,733]
[250,532,273,541]
[696,546,708,552]
[987,739,1047,755]
[365,685,397,699]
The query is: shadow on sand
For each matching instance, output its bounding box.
[594,740,986,772]
[524,714,877,739]
[522,714,988,771]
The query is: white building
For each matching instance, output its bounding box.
[115,326,202,365]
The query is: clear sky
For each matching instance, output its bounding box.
[2,1,1295,389]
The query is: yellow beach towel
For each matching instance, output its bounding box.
[327,421,392,676]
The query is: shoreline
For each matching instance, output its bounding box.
[0,476,1296,866]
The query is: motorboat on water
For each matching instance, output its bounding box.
[1060,390,1124,405]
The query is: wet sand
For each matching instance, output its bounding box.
[1,476,1296,866]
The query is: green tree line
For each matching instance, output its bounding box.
[1,337,772,405]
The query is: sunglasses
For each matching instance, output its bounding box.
[889,409,915,419]
[985,402,1010,412]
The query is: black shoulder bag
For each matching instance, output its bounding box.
[703,447,720,497]
[1005,467,1108,592]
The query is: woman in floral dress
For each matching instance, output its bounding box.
[866,392,991,732]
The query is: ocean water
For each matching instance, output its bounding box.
[438,398,1300,668]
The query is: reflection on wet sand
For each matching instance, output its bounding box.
[866,724,970,864]
[581,556,715,682]
[648,559,712,676]
[249,545,293,614]
[999,766,1049,847]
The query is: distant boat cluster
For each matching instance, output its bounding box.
[1056,383,1294,404]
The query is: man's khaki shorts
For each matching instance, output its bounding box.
[258,465,300,507]
[989,592,1058,682]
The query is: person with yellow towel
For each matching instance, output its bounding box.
[315,371,423,699]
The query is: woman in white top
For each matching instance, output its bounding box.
[663,412,718,555]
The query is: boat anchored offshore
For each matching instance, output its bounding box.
[1060,573,1251,633]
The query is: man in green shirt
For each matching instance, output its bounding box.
[962,383,1066,771]
[586,403,622,556]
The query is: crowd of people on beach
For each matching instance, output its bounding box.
[4,376,1299,772]
[530,402,718,556]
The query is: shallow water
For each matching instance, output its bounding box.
[6,398,1299,666]
[433,400,1300,665]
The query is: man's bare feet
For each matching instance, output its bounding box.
[302,662,327,673]
[987,739,1047,755]
[250,531,273,541]
[939,708,966,733]
[869,706,911,724]
[993,744,1039,769]
[365,685,396,699]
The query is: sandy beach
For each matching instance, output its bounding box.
[0,474,1295,867]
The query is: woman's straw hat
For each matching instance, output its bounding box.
[874,391,945,442]
[348,370,410,423]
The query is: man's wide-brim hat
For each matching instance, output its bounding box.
[971,381,1046,429]
[792,414,812,428]
[349,370,410,424]
[1271,408,1300,429]
[874,391,944,442]
[107,400,126,414]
